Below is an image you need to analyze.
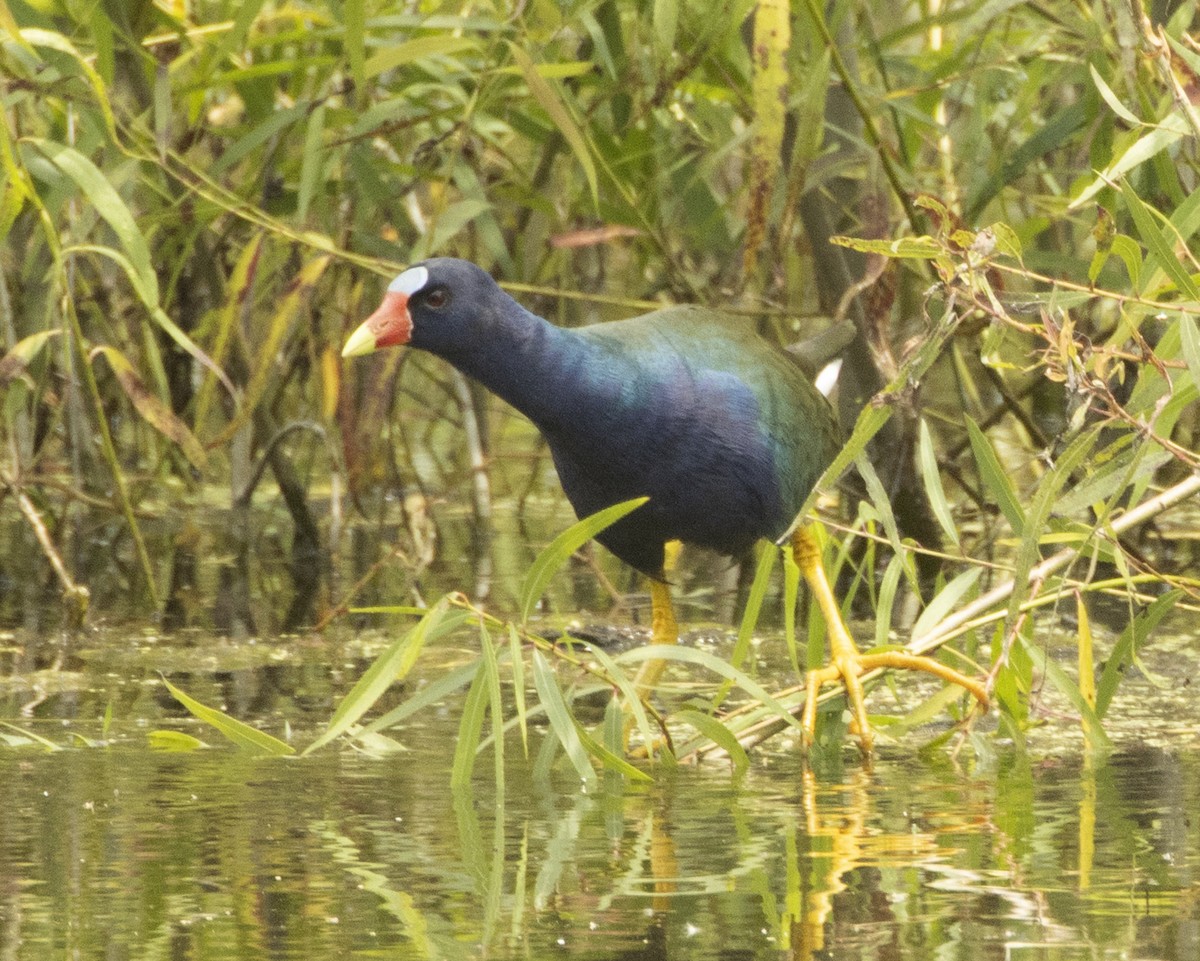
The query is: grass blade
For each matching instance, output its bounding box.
[918,417,960,547]
[305,601,468,754]
[531,649,597,787]
[519,497,647,623]
[673,708,749,775]
[965,415,1025,536]
[507,42,598,206]
[163,678,294,755]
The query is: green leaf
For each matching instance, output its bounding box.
[616,645,805,734]
[531,650,597,787]
[163,678,294,755]
[365,34,479,78]
[572,637,656,758]
[297,103,325,222]
[653,0,678,51]
[32,139,157,306]
[672,709,749,774]
[451,655,492,790]
[1096,590,1180,718]
[1016,634,1111,754]
[1180,315,1200,391]
[344,0,366,92]
[1120,178,1200,299]
[572,720,653,781]
[305,601,468,754]
[1088,63,1140,126]
[874,551,905,651]
[713,542,776,710]
[0,330,59,385]
[506,623,529,758]
[965,416,1025,536]
[830,234,943,259]
[519,497,648,623]
[92,345,208,469]
[918,418,960,547]
[1071,112,1190,209]
[357,661,479,738]
[507,42,598,206]
[147,730,206,751]
[911,567,981,640]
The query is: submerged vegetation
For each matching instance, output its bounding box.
[3,0,1200,768]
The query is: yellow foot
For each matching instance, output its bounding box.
[792,526,989,755]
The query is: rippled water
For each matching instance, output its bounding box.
[2,502,1199,959]
[1,734,1197,960]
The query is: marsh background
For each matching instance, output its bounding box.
[2,0,1200,958]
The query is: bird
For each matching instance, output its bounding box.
[342,257,988,752]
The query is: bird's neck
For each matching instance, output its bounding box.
[438,306,593,429]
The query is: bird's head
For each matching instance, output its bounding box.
[342,257,503,358]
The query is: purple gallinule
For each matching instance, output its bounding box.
[343,258,987,751]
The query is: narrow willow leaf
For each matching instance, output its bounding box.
[163,678,294,755]
[572,721,653,782]
[62,242,233,399]
[194,233,263,432]
[911,567,981,640]
[507,42,598,206]
[1144,183,1200,285]
[1071,112,1189,209]
[1096,590,1180,718]
[616,645,805,734]
[451,659,492,791]
[208,254,332,448]
[297,103,325,222]
[573,637,655,758]
[1016,635,1111,754]
[672,708,749,775]
[782,547,801,675]
[918,418,960,547]
[713,542,776,710]
[0,330,59,385]
[92,345,207,469]
[1120,178,1200,299]
[211,104,307,175]
[357,661,479,738]
[531,650,597,787]
[506,624,529,757]
[1088,63,1141,126]
[856,454,903,556]
[480,622,505,789]
[519,497,648,623]
[1110,234,1143,290]
[33,139,157,305]
[782,403,892,537]
[653,0,677,51]
[1179,315,1200,391]
[965,416,1025,535]
[147,730,206,751]
[344,0,366,93]
[20,29,117,138]
[1076,592,1098,746]
[365,34,479,78]
[874,552,904,651]
[305,601,467,754]
[0,719,60,751]
[830,234,942,258]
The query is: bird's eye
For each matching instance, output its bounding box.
[425,288,449,309]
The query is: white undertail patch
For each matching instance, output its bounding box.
[814,358,842,398]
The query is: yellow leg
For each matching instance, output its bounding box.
[632,540,682,698]
[794,525,989,753]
